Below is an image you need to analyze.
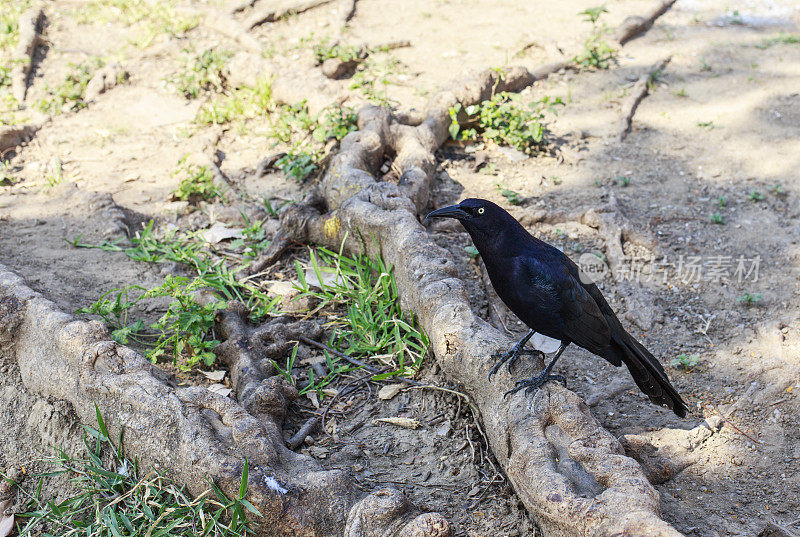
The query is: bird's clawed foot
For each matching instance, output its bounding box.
[503,372,567,399]
[488,346,543,381]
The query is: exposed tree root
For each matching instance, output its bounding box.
[340,0,358,28]
[615,0,678,46]
[617,56,671,141]
[11,6,44,103]
[244,0,337,30]
[620,416,723,484]
[85,62,129,101]
[0,124,40,155]
[0,265,450,537]
[269,63,685,536]
[205,11,263,53]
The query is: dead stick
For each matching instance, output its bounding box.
[297,335,421,386]
[710,403,763,445]
[615,0,678,45]
[617,56,671,141]
[288,417,318,449]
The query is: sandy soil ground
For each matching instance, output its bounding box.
[2,0,800,535]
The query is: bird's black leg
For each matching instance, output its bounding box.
[488,329,543,380]
[505,342,569,398]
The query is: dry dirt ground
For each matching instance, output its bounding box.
[2,0,800,536]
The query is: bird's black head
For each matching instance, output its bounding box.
[425,198,523,251]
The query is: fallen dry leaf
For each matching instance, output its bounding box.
[374,417,422,429]
[201,370,226,382]
[207,383,232,397]
[378,383,404,400]
[199,222,243,244]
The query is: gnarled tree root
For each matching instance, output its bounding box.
[273,63,685,536]
[11,6,44,103]
[0,265,449,537]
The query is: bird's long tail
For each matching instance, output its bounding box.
[612,331,688,417]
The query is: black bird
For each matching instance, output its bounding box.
[426,198,687,417]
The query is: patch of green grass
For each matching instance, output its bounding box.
[697,120,715,129]
[699,57,712,72]
[616,175,630,187]
[715,196,727,208]
[448,92,564,154]
[0,0,31,53]
[747,189,765,202]
[77,276,225,369]
[313,38,362,64]
[74,0,198,48]
[573,6,616,69]
[171,159,225,204]
[496,184,523,205]
[756,33,800,49]
[12,406,259,536]
[670,353,700,370]
[736,292,761,306]
[267,103,357,181]
[36,57,103,114]
[172,48,232,99]
[293,246,428,383]
[71,219,281,325]
[196,77,273,125]
[709,211,725,224]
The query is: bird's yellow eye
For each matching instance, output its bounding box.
[477,207,485,215]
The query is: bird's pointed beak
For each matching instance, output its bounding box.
[424,204,469,222]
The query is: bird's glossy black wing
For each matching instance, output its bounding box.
[550,259,613,355]
[509,252,612,356]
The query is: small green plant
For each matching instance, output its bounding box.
[675,87,687,98]
[144,276,226,368]
[497,184,523,205]
[171,159,224,203]
[747,189,765,202]
[313,105,358,141]
[697,120,715,129]
[172,48,232,98]
[36,58,103,114]
[699,57,712,71]
[275,149,319,181]
[76,285,146,344]
[464,245,479,258]
[670,353,700,370]
[448,92,564,154]
[13,406,259,536]
[293,245,428,382]
[737,292,761,306]
[573,6,616,69]
[770,184,785,196]
[715,196,727,208]
[44,157,63,186]
[617,175,630,187]
[709,211,725,224]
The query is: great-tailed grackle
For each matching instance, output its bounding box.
[427,198,687,417]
